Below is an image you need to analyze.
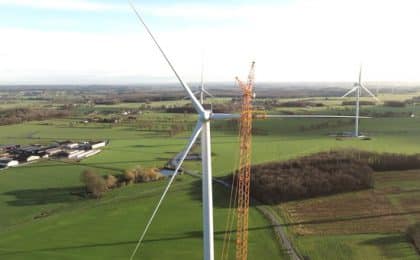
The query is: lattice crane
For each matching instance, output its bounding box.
[235,61,256,260]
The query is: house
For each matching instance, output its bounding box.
[0,158,19,168]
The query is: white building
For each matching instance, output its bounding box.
[0,158,19,168]
[91,141,107,150]
[26,155,40,162]
[66,143,79,149]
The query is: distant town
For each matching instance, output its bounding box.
[0,140,108,169]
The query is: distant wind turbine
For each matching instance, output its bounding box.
[195,54,214,104]
[342,65,379,137]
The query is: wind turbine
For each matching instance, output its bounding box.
[128,2,371,259]
[342,65,379,137]
[183,56,213,104]
[195,54,214,104]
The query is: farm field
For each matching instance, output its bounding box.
[278,170,420,260]
[0,118,284,260]
[0,93,420,259]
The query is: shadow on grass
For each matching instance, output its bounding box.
[360,234,416,258]
[0,226,279,257]
[360,234,406,246]
[187,178,267,210]
[3,186,85,206]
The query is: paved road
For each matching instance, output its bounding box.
[169,151,302,260]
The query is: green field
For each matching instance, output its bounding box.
[0,94,420,259]
[0,118,284,260]
[279,170,420,260]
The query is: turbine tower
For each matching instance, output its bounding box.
[342,65,379,137]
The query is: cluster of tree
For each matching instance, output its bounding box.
[383,100,406,107]
[407,223,420,252]
[165,103,240,114]
[80,167,164,198]
[299,119,351,132]
[0,108,70,126]
[168,122,188,136]
[166,105,196,114]
[123,166,165,184]
[277,101,324,107]
[93,99,120,105]
[343,149,420,171]
[248,150,374,203]
[341,101,376,106]
[212,103,241,113]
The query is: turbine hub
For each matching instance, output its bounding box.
[200,110,212,121]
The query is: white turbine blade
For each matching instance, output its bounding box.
[341,87,358,98]
[203,89,214,97]
[361,84,380,102]
[128,1,204,114]
[211,113,371,120]
[211,113,240,120]
[130,121,203,260]
[264,115,371,119]
[200,52,204,92]
[359,64,363,85]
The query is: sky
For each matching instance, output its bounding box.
[1,0,420,85]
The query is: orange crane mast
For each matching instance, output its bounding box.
[235,61,256,260]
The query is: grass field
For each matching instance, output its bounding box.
[276,170,420,260]
[0,118,284,260]
[1,95,420,259]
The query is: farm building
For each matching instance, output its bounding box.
[91,141,107,150]
[66,143,79,149]
[46,147,62,156]
[26,155,40,162]
[0,158,19,168]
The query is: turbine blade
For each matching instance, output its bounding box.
[212,113,371,120]
[203,89,214,97]
[200,52,204,91]
[359,64,363,85]
[211,113,241,120]
[129,120,203,260]
[361,84,380,102]
[341,87,358,98]
[264,115,371,119]
[128,1,204,114]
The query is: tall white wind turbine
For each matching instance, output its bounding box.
[342,65,379,137]
[128,2,371,259]
[195,54,214,104]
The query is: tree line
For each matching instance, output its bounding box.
[80,166,164,198]
[0,108,70,125]
[242,149,420,204]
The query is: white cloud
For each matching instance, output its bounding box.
[2,0,420,84]
[0,0,125,11]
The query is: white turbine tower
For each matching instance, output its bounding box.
[342,65,379,137]
[128,2,371,259]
